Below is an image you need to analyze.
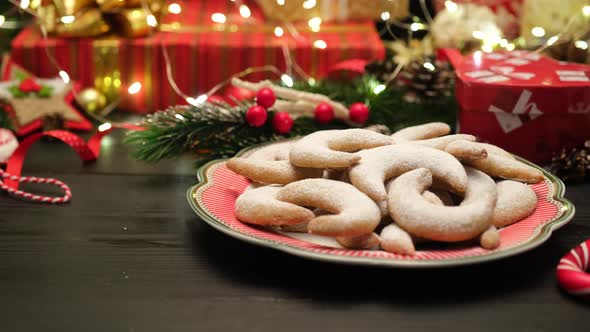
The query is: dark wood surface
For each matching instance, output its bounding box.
[1,131,588,332]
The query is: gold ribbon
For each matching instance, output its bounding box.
[35,0,165,38]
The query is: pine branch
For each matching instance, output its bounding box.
[125,75,458,166]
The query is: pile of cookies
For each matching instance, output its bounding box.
[227,123,543,255]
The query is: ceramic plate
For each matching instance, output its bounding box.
[187,142,575,268]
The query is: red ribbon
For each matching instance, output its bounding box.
[1,124,143,202]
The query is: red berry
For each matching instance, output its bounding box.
[224,85,256,103]
[256,88,276,108]
[314,102,334,124]
[245,105,268,127]
[272,111,293,134]
[18,78,42,93]
[349,102,369,124]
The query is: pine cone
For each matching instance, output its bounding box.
[550,141,590,182]
[400,55,454,103]
[365,47,398,82]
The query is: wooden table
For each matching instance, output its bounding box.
[1,131,588,331]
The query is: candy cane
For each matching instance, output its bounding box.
[1,125,143,205]
[0,168,71,203]
[557,240,590,299]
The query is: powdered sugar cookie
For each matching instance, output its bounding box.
[336,233,380,250]
[227,141,323,184]
[276,179,381,237]
[235,186,314,226]
[444,141,542,183]
[391,122,450,142]
[289,129,392,168]
[479,225,500,249]
[412,134,476,150]
[379,224,416,255]
[492,180,538,228]
[349,144,468,202]
[388,167,497,242]
[445,140,488,160]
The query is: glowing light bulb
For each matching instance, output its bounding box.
[0,15,5,27]
[472,31,485,40]
[575,40,588,50]
[444,0,458,12]
[410,23,425,32]
[98,123,112,132]
[58,70,70,83]
[187,94,207,106]
[128,82,142,94]
[146,14,158,27]
[277,0,285,5]
[308,17,321,32]
[239,4,251,18]
[313,39,327,49]
[583,6,590,17]
[506,43,515,51]
[373,84,386,94]
[274,26,284,37]
[381,12,390,21]
[60,15,75,24]
[20,0,30,9]
[303,0,316,9]
[423,62,435,71]
[281,74,294,87]
[211,13,227,24]
[473,51,483,66]
[499,39,508,47]
[531,27,545,38]
[481,44,493,53]
[168,3,182,14]
[547,36,559,46]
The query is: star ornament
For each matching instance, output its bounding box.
[0,58,91,136]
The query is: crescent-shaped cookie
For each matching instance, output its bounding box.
[289,129,392,168]
[492,180,538,228]
[445,141,543,183]
[479,225,500,249]
[388,167,497,242]
[445,140,488,160]
[227,141,323,184]
[276,179,381,237]
[411,134,476,150]
[349,144,468,202]
[336,233,380,250]
[379,223,416,255]
[235,186,315,225]
[391,122,451,142]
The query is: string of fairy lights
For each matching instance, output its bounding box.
[1,0,589,130]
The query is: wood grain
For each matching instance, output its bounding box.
[0,133,588,332]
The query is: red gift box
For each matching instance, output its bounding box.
[443,49,590,164]
[10,0,385,114]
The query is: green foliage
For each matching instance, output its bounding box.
[37,85,54,98]
[0,107,13,130]
[8,85,26,98]
[125,75,458,166]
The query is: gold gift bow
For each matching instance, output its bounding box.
[34,0,165,38]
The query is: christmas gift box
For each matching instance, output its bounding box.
[442,49,590,164]
[255,0,409,22]
[10,0,385,113]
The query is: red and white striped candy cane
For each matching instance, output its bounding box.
[557,240,590,299]
[0,168,71,203]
